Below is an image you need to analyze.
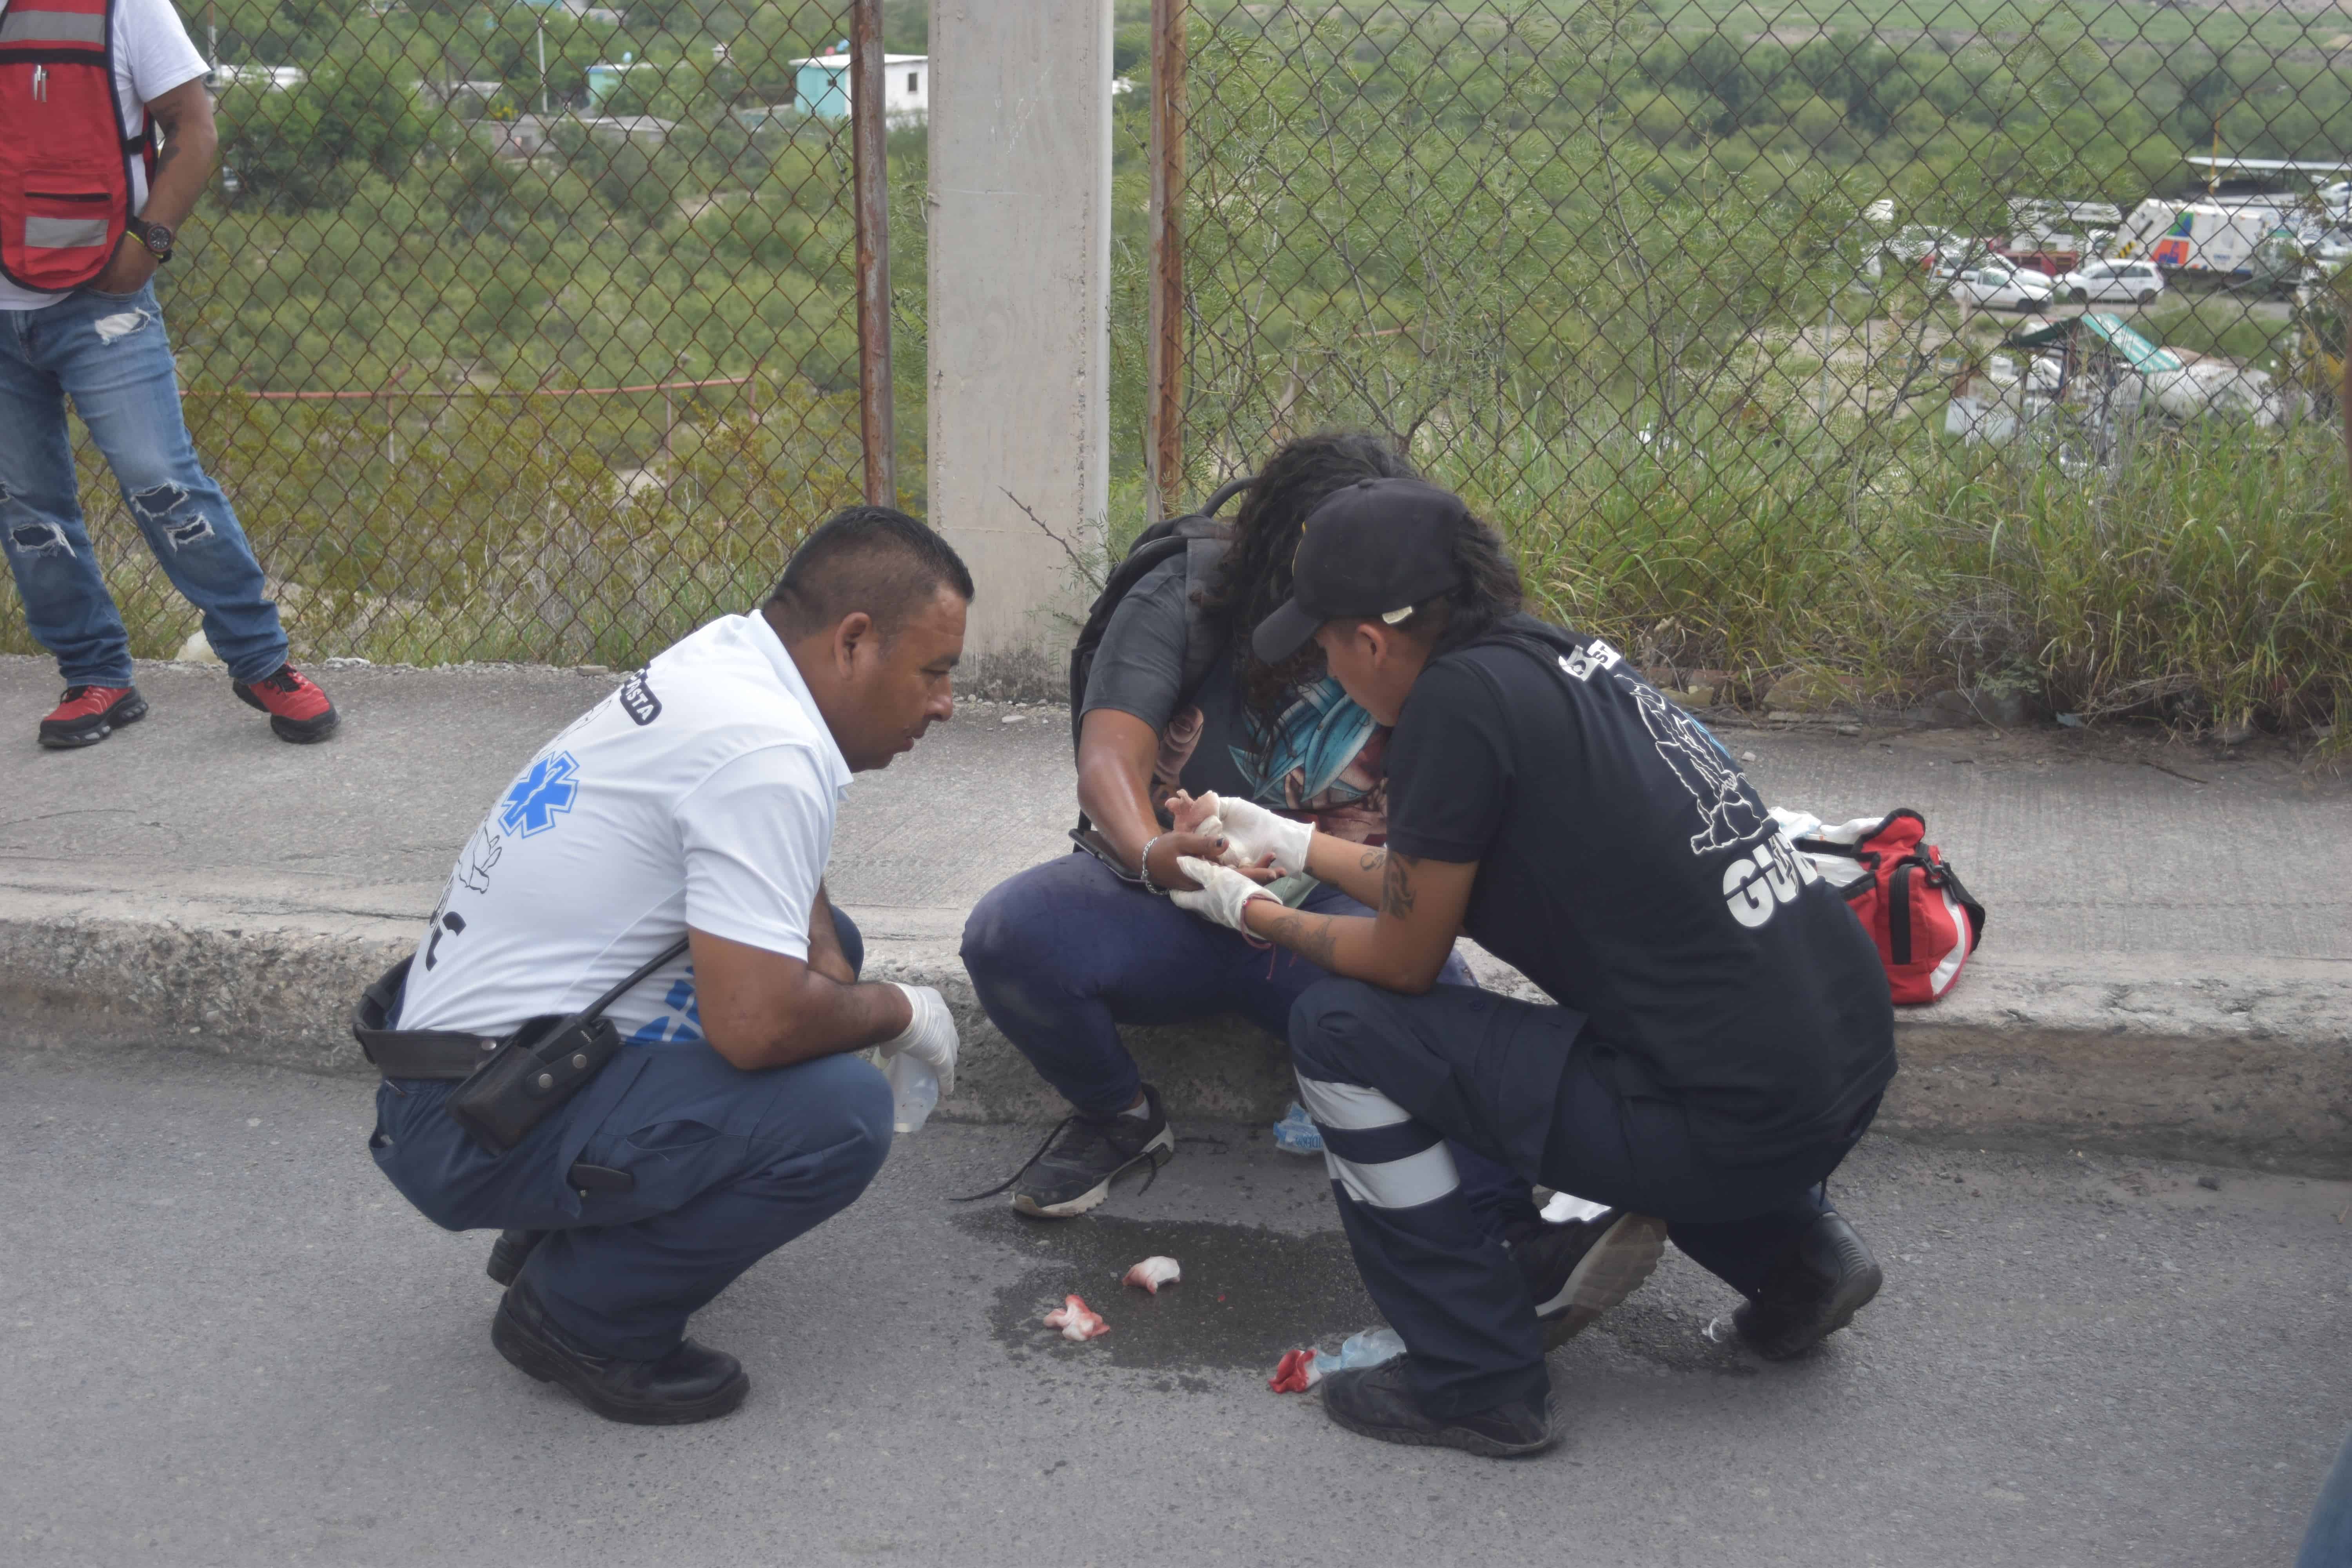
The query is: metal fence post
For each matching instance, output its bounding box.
[851,0,896,508]
[1145,0,1187,524]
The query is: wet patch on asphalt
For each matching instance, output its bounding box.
[956,1202,1768,1383]
[957,1209,1381,1376]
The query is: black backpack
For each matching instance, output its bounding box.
[1065,474,1255,756]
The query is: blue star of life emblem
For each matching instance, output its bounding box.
[498,750,581,838]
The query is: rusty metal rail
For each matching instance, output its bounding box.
[850,0,896,509]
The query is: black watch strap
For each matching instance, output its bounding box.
[130,217,174,262]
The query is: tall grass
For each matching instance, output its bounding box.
[1460,421,2350,730]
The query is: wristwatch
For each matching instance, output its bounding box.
[127,216,174,263]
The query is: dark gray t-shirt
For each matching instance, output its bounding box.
[1385,616,1896,1154]
[1079,557,1391,842]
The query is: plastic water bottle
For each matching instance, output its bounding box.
[887,1052,937,1134]
[1335,1327,1406,1369]
[1271,1102,1324,1155]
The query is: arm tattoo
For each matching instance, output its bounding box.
[1263,909,1341,971]
[1381,852,1420,920]
[1357,847,1386,874]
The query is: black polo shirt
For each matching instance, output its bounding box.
[1385,615,1895,1157]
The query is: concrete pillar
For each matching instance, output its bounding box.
[927,0,1114,697]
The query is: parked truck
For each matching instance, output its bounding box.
[1993,197,2122,275]
[2115,198,2298,282]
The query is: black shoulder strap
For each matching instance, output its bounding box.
[563,936,692,1033]
[1175,526,1231,703]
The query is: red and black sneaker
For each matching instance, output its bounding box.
[38,684,148,750]
[232,663,339,744]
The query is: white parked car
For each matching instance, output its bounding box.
[1891,224,1969,266]
[1941,261,2054,312]
[2052,257,2165,305]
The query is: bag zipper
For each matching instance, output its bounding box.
[27,190,110,203]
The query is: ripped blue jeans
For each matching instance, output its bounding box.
[0,282,286,686]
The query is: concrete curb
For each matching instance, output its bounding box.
[5,893,2348,1175]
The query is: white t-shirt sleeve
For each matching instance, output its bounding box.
[119,0,209,107]
[675,744,835,959]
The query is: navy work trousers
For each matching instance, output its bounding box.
[1289,977,1880,1417]
[370,909,891,1361]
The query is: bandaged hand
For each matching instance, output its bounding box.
[1169,856,1279,933]
[1166,791,1227,844]
[1191,792,1314,876]
[880,983,959,1098]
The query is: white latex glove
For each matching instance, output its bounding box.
[879,983,958,1098]
[1169,856,1279,933]
[1194,791,1314,876]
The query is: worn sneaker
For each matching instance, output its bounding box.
[1006,1085,1175,1219]
[1732,1212,1883,1360]
[1319,1359,1557,1458]
[487,1228,545,1287]
[1508,1207,1668,1350]
[37,684,147,749]
[232,663,338,743]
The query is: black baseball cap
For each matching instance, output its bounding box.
[1250,477,1468,663]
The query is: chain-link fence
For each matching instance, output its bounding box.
[25,0,915,670]
[1156,0,2350,731]
[16,0,2347,729]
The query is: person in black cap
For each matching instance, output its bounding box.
[1163,476,1896,1457]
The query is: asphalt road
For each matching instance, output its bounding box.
[4,1042,2347,1568]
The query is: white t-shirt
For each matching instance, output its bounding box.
[0,0,209,311]
[395,613,854,1047]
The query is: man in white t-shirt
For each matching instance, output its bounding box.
[367,507,970,1425]
[1,0,338,750]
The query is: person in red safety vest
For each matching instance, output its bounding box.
[0,0,336,748]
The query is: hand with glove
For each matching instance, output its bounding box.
[1184,791,1314,877]
[1169,855,1280,934]
[879,982,959,1098]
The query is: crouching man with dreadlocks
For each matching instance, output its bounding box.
[1168,477,1896,1457]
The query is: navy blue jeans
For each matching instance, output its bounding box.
[959,848,1477,1111]
[1290,977,1878,1416]
[370,909,890,1360]
[0,284,287,685]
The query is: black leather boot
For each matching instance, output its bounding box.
[1733,1212,1884,1359]
[491,1280,748,1425]
[1319,1359,1557,1458]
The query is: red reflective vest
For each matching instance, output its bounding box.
[0,0,155,294]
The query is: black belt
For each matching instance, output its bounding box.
[367,1028,508,1080]
[352,938,689,1155]
[352,956,508,1078]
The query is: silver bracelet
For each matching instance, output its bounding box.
[1137,833,1169,896]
